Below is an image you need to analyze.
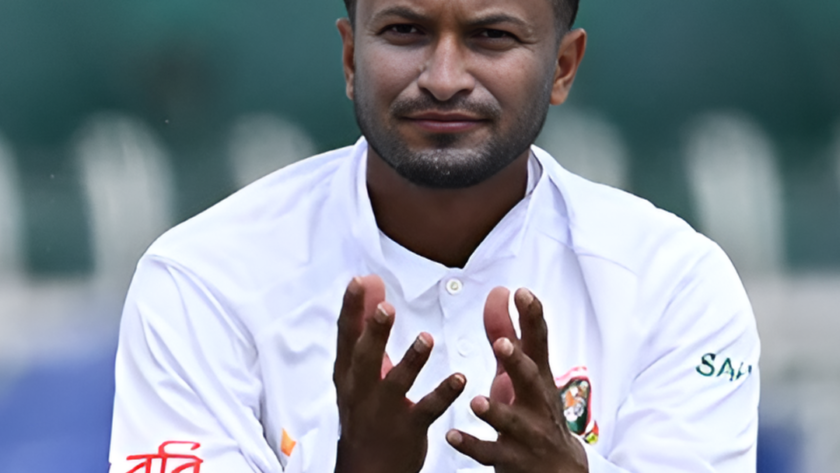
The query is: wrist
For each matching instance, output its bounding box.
[334,438,392,473]
[569,435,590,473]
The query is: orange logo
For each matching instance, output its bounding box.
[281,429,297,457]
[277,428,297,469]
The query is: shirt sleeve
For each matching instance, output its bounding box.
[109,255,284,473]
[586,242,761,473]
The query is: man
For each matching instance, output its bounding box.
[109,0,760,471]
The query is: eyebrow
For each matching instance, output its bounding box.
[370,6,533,32]
[370,6,429,25]
[464,13,531,31]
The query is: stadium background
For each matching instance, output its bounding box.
[0,0,838,471]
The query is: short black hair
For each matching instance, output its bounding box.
[343,0,580,34]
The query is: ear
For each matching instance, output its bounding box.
[550,28,587,106]
[337,18,356,101]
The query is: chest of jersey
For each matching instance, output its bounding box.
[251,239,622,472]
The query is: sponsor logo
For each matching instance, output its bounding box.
[555,366,599,445]
[695,353,753,382]
[124,441,203,473]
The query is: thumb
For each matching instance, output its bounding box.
[380,353,394,379]
[358,275,392,379]
[490,371,515,404]
[359,274,387,324]
[483,286,517,348]
[484,287,517,404]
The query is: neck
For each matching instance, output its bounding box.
[366,147,531,268]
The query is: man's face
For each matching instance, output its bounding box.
[347,0,562,188]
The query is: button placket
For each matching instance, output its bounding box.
[445,278,463,295]
[456,338,475,357]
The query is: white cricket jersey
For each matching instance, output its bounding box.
[109,137,760,473]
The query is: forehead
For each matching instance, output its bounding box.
[356,0,555,31]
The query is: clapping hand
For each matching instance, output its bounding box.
[333,275,466,473]
[446,287,588,473]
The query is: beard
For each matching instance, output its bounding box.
[354,79,553,189]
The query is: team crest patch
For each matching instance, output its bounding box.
[555,366,599,445]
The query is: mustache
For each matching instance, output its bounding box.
[391,94,502,120]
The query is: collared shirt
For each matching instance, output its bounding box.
[109,138,760,473]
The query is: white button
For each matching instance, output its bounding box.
[457,339,474,356]
[445,278,463,295]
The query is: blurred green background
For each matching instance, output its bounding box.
[2,0,839,275]
[0,1,838,472]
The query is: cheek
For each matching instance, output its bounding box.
[357,45,425,108]
[475,54,550,106]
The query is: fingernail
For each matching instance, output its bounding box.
[450,373,466,389]
[523,289,535,305]
[446,430,463,446]
[413,333,431,353]
[518,288,534,305]
[374,303,389,324]
[471,396,489,414]
[348,277,363,295]
[497,338,514,357]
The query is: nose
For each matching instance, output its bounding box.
[417,35,476,102]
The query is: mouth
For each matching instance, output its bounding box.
[403,112,489,134]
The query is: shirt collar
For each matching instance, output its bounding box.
[345,137,549,302]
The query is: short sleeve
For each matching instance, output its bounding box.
[109,256,284,473]
[587,243,760,472]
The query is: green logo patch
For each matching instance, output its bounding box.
[695,353,752,381]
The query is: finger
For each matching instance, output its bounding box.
[514,288,551,379]
[351,301,395,393]
[494,338,544,405]
[445,430,511,467]
[470,396,536,443]
[382,333,433,397]
[413,373,466,428]
[334,277,365,387]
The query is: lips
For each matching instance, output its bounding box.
[404,112,488,133]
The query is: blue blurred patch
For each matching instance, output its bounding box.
[0,349,115,473]
[758,420,802,473]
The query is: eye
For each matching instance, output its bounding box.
[385,24,420,35]
[480,29,512,39]
[473,28,519,50]
[380,23,426,45]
